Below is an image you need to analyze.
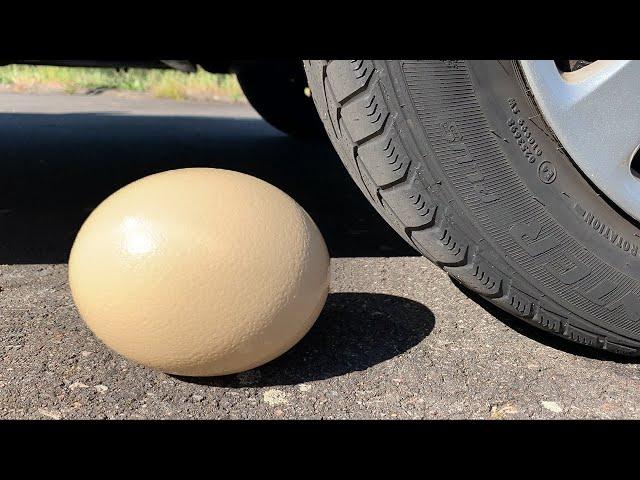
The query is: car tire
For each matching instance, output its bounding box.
[304,60,640,356]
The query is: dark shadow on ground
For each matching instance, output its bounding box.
[451,279,640,363]
[0,112,418,263]
[174,292,435,387]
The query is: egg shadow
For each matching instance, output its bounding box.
[174,292,435,387]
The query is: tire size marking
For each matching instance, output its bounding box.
[506,98,557,184]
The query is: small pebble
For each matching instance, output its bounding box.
[263,389,288,406]
[38,408,61,420]
[541,400,562,413]
[69,381,89,391]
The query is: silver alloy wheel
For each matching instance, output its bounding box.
[519,60,640,222]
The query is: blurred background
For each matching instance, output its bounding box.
[0,64,246,102]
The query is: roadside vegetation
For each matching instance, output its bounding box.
[0,65,246,102]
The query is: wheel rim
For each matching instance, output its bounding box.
[519,60,640,222]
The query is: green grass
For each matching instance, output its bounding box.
[0,65,245,102]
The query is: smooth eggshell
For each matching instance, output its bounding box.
[68,168,329,376]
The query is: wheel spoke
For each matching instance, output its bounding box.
[520,60,640,222]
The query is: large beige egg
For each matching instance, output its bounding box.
[68,168,329,376]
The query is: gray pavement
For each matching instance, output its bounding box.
[1,91,639,419]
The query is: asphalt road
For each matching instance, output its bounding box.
[1,91,639,420]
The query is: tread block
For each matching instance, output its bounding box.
[533,307,565,333]
[565,324,599,347]
[380,175,436,229]
[605,342,637,355]
[341,84,389,143]
[356,123,411,188]
[447,255,503,298]
[354,153,388,208]
[496,286,536,319]
[411,218,469,266]
[326,60,375,104]
[323,73,342,139]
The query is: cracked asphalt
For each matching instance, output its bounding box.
[1,91,639,419]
